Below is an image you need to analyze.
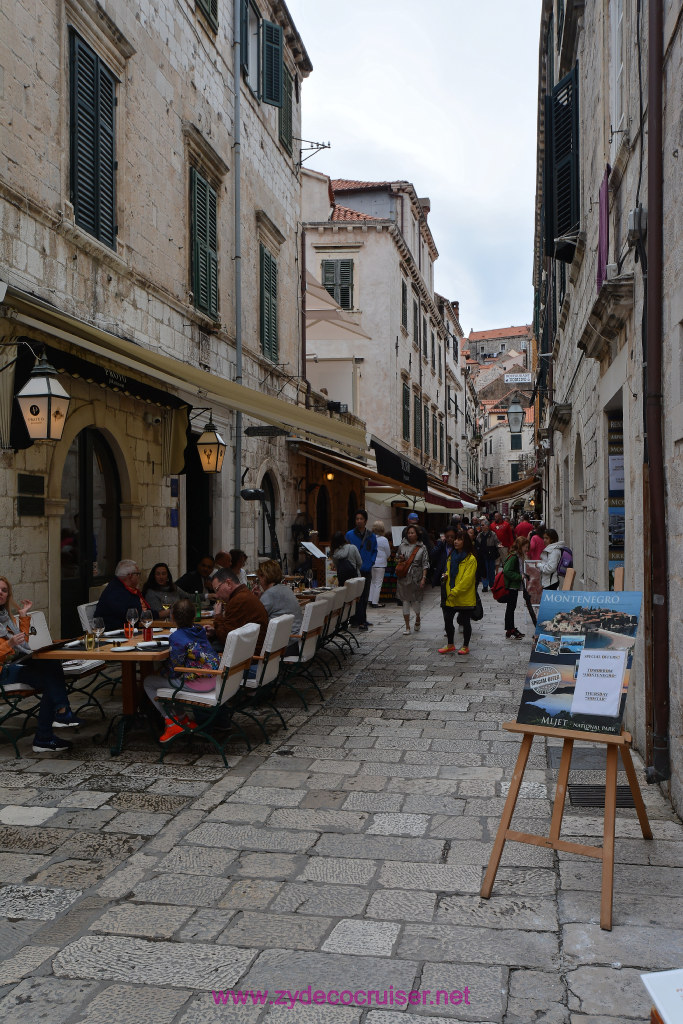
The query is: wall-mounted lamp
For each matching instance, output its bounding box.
[324,471,335,482]
[13,349,71,441]
[506,398,525,435]
[196,414,226,473]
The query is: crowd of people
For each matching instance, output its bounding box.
[2,510,567,752]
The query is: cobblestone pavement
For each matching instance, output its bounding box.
[1,592,681,1023]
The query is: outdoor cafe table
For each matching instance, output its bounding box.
[33,635,170,755]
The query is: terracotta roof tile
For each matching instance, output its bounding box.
[331,179,392,192]
[468,325,531,341]
[330,204,380,222]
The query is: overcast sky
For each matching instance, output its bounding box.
[293,0,541,336]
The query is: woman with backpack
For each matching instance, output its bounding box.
[539,528,563,590]
[330,531,362,586]
[439,531,478,655]
[503,536,530,639]
[396,525,430,635]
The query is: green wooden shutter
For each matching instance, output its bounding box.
[413,394,421,448]
[263,21,283,106]
[401,281,408,329]
[439,422,445,465]
[191,168,218,318]
[550,64,579,262]
[402,383,410,440]
[432,413,438,458]
[338,259,353,309]
[424,406,429,453]
[260,244,278,361]
[240,0,249,71]
[70,32,117,249]
[413,300,419,346]
[279,67,293,154]
[197,0,218,30]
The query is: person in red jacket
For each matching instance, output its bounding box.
[515,513,534,539]
[491,513,515,562]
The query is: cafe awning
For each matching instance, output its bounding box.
[5,286,368,458]
[480,474,540,502]
[288,439,423,491]
[369,437,428,491]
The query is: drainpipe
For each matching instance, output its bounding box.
[301,228,310,408]
[644,0,669,783]
[233,0,243,548]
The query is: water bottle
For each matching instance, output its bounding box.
[194,591,201,621]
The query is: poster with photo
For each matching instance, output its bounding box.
[516,590,641,735]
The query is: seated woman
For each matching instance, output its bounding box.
[141,563,189,620]
[256,560,302,644]
[229,550,249,586]
[0,576,82,753]
[143,599,219,743]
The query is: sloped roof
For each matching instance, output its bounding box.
[330,204,381,222]
[331,179,392,191]
[469,325,531,341]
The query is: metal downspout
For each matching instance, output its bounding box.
[233,0,243,548]
[644,0,670,783]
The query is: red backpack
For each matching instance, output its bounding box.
[491,569,509,603]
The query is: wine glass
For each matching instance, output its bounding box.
[305,569,313,590]
[125,607,139,638]
[92,617,105,648]
[140,609,153,636]
[160,594,171,619]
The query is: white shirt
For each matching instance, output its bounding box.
[374,535,391,569]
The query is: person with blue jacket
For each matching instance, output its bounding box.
[345,509,377,631]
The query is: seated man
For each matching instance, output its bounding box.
[209,568,268,654]
[95,559,149,630]
[176,556,215,599]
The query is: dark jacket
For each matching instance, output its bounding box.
[95,577,143,630]
[475,529,499,563]
[345,527,378,572]
[175,570,211,597]
[213,585,269,654]
[429,540,454,586]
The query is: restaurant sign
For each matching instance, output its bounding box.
[371,438,428,490]
[504,373,533,384]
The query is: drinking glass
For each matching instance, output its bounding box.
[92,617,105,647]
[160,594,171,618]
[305,569,313,589]
[125,607,139,639]
[140,608,153,641]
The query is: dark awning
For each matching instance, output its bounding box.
[370,437,428,491]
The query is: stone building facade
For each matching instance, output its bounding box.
[0,0,365,634]
[533,0,682,811]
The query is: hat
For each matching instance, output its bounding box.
[407,512,419,521]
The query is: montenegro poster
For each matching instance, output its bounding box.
[516,590,642,735]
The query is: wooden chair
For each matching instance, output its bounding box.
[154,622,260,766]
[28,612,106,719]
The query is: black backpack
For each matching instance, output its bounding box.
[336,556,356,584]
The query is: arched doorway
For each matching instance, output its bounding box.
[60,428,121,636]
[258,472,277,557]
[316,485,330,541]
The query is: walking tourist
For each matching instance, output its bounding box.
[503,536,530,638]
[0,576,82,753]
[439,531,478,655]
[369,521,391,608]
[539,528,563,589]
[491,512,515,562]
[396,525,429,635]
[475,517,499,592]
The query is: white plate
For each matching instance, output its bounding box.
[109,644,135,652]
[136,640,169,649]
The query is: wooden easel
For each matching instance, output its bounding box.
[481,566,652,930]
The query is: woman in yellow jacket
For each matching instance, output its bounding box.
[439,531,478,655]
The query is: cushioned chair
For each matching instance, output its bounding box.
[277,596,331,707]
[154,622,260,766]
[239,613,294,742]
[28,611,106,719]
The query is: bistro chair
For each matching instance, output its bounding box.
[28,611,106,719]
[76,601,121,697]
[238,613,294,742]
[77,602,97,631]
[316,586,348,670]
[276,596,331,708]
[0,669,41,757]
[154,622,260,767]
[338,577,365,650]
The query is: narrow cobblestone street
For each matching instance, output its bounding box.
[0,593,681,1023]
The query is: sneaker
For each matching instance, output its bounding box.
[414,617,421,632]
[402,627,411,635]
[33,735,72,754]
[506,629,525,639]
[438,644,455,654]
[457,646,470,655]
[180,715,198,730]
[159,719,184,744]
[369,603,385,609]
[52,709,84,729]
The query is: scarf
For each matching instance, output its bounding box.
[447,550,469,590]
[121,580,150,610]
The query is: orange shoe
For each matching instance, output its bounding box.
[438,644,456,654]
[457,646,470,655]
[180,715,198,730]
[159,719,184,743]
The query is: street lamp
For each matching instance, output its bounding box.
[196,415,226,473]
[15,350,71,441]
[506,397,525,434]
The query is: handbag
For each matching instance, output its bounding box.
[469,592,484,621]
[395,545,418,579]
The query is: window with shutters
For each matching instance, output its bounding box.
[439,422,445,465]
[432,413,438,459]
[510,434,522,451]
[413,394,422,448]
[422,315,428,358]
[401,280,408,330]
[279,66,294,154]
[241,0,260,94]
[431,331,435,370]
[402,383,410,441]
[412,299,419,348]
[260,243,278,361]
[545,65,580,263]
[197,0,218,31]
[70,32,117,249]
[423,405,429,454]
[322,259,353,310]
[262,20,283,106]
[609,0,625,160]
[511,463,521,482]
[190,167,219,318]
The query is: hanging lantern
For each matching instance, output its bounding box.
[196,415,226,473]
[16,352,71,440]
[506,398,525,435]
